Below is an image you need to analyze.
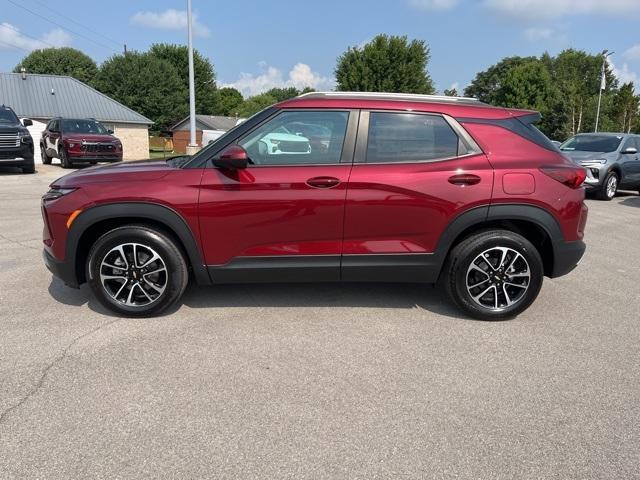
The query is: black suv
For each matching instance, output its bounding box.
[0,105,35,173]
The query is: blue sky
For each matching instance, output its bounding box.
[1,0,640,97]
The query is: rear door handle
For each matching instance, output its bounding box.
[448,174,481,186]
[306,176,341,189]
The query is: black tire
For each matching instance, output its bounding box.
[21,157,35,174]
[86,225,189,317]
[596,171,618,200]
[59,148,72,169]
[41,146,52,165]
[443,230,544,321]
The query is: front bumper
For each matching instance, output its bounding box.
[581,165,606,189]
[43,249,79,288]
[67,153,122,162]
[0,143,34,166]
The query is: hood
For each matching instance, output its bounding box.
[265,132,309,142]
[561,150,614,163]
[52,158,175,187]
[0,122,24,134]
[65,134,118,143]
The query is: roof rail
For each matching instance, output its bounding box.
[296,91,483,104]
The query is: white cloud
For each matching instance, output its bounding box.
[524,27,553,40]
[484,0,640,19]
[130,9,210,37]
[609,58,638,88]
[623,44,640,61]
[409,0,459,10]
[223,62,334,97]
[0,23,71,51]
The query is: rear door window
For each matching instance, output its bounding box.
[366,112,459,163]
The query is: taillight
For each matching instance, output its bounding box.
[540,166,587,189]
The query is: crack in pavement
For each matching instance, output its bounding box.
[0,233,39,251]
[0,318,123,425]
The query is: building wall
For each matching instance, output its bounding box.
[112,124,150,160]
[173,130,203,154]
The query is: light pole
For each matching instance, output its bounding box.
[594,50,614,133]
[186,0,198,154]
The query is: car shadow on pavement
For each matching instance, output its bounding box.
[180,282,465,319]
[48,276,467,320]
[620,196,640,208]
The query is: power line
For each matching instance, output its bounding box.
[0,39,31,53]
[25,0,121,47]
[0,22,58,49]
[4,0,117,52]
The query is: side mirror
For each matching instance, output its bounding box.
[22,118,33,127]
[213,144,249,170]
[622,147,638,154]
[107,129,114,134]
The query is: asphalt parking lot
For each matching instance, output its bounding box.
[1,163,639,479]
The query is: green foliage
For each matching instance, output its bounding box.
[93,52,188,131]
[465,49,636,140]
[611,82,639,133]
[148,43,217,115]
[443,88,458,97]
[237,93,278,117]
[14,48,98,85]
[263,87,302,102]
[214,87,244,116]
[335,34,434,94]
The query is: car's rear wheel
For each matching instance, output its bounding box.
[597,172,618,200]
[87,226,189,317]
[443,230,544,321]
[59,148,72,169]
[41,147,52,165]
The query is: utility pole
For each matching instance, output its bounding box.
[186,0,198,154]
[595,50,614,133]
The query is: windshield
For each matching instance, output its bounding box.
[0,109,19,124]
[560,135,622,153]
[62,119,109,135]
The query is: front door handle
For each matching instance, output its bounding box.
[306,176,341,189]
[448,174,481,186]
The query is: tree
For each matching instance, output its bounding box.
[464,56,538,105]
[93,52,187,131]
[443,88,458,97]
[14,47,98,85]
[237,93,277,117]
[545,49,617,135]
[263,87,302,102]
[214,87,244,116]
[611,82,639,133]
[148,43,217,115]
[335,34,434,94]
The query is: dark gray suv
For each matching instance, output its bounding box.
[560,133,640,200]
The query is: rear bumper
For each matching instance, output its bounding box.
[43,249,79,288]
[550,240,586,278]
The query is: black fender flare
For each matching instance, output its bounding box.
[431,203,566,278]
[66,202,211,286]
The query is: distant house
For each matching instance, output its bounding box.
[0,72,153,162]
[170,115,243,153]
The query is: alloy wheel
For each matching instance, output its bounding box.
[466,246,531,311]
[606,175,618,199]
[99,243,167,307]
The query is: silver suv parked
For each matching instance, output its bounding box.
[560,133,640,200]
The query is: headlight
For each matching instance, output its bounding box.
[582,159,607,165]
[18,130,32,143]
[42,188,76,202]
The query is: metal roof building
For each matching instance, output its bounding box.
[0,72,152,125]
[0,72,152,161]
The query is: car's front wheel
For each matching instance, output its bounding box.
[597,171,618,200]
[443,230,544,321]
[59,148,72,169]
[41,147,52,165]
[87,226,189,317]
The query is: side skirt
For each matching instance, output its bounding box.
[207,254,440,284]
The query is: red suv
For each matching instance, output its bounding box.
[40,118,123,168]
[41,92,587,319]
